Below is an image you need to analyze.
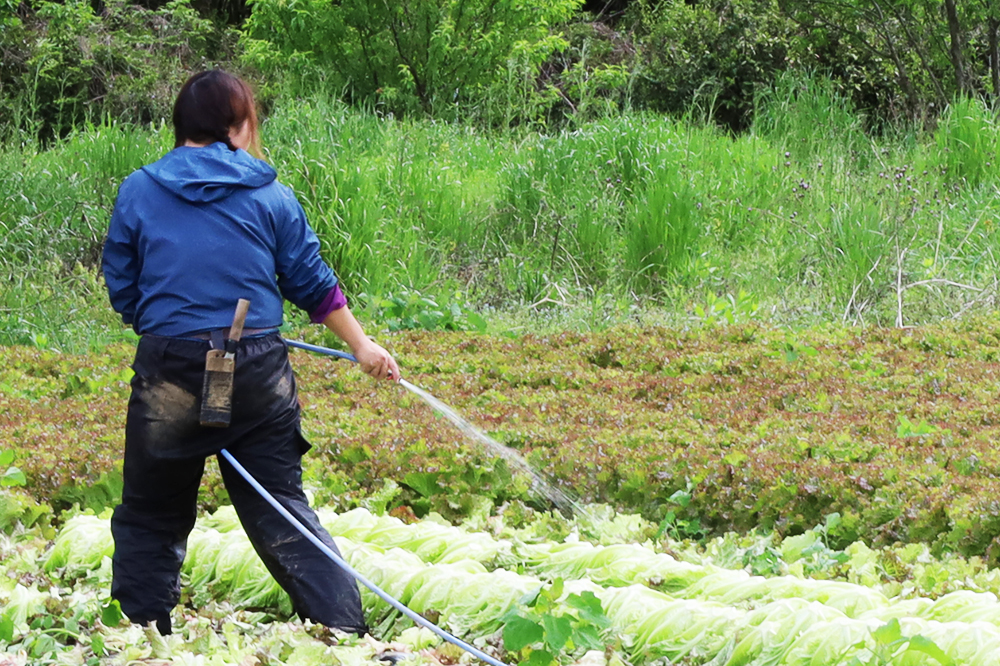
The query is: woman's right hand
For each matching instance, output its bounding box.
[352,338,401,382]
[321,305,401,381]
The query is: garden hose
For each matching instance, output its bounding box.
[283,338,359,363]
[218,338,511,666]
[283,339,582,515]
[218,449,509,666]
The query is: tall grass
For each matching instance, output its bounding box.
[0,122,169,349]
[753,72,866,162]
[4,75,1000,349]
[625,174,701,287]
[934,96,1000,188]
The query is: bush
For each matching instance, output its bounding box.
[0,0,233,141]
[541,19,639,124]
[628,0,795,131]
[240,0,580,121]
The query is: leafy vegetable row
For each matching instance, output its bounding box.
[35,512,1000,665]
[44,508,1000,630]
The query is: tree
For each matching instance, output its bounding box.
[780,0,1000,118]
[779,0,940,118]
[943,0,969,94]
[241,0,580,117]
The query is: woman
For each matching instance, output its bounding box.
[102,69,400,635]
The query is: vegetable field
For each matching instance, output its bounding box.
[8,322,1000,552]
[6,320,1000,663]
[6,0,1000,659]
[8,499,1000,665]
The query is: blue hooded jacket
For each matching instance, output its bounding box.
[102,143,338,336]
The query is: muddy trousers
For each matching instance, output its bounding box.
[110,334,366,635]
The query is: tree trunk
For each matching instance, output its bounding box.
[888,2,948,106]
[872,1,921,119]
[944,0,968,94]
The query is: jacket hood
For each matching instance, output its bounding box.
[142,143,277,203]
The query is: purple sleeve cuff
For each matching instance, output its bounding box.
[309,284,348,323]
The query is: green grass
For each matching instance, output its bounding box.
[4,77,1000,350]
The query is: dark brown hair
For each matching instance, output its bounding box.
[172,70,262,157]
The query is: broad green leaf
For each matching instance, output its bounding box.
[1,466,26,487]
[573,623,606,651]
[403,471,441,497]
[101,599,123,628]
[466,311,488,332]
[90,633,105,656]
[872,618,902,646]
[655,511,677,540]
[541,614,573,652]
[566,592,612,629]
[905,635,953,666]
[523,649,555,666]
[0,450,13,467]
[547,578,564,604]
[667,490,691,508]
[514,587,543,610]
[503,615,544,652]
[30,634,57,658]
[0,615,13,643]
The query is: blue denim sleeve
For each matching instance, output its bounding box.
[273,186,339,314]
[102,180,141,326]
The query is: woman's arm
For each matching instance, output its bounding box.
[321,305,401,381]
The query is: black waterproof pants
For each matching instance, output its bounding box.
[110,333,366,635]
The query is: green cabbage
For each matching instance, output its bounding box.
[43,514,114,577]
[317,507,380,540]
[183,527,292,614]
[397,626,441,649]
[724,599,846,666]
[342,541,425,614]
[597,584,744,661]
[1,583,47,630]
[896,618,1000,666]
[198,504,242,533]
[404,565,538,634]
[631,596,745,661]
[780,617,878,665]
[918,590,1000,624]
[527,541,709,591]
[599,585,679,629]
[858,597,934,621]
[185,527,226,591]
[685,570,889,618]
[575,505,654,545]
[39,506,1000,666]
[321,511,507,565]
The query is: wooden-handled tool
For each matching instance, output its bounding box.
[200,298,250,427]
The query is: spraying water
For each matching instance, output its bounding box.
[397,378,585,516]
[283,339,583,516]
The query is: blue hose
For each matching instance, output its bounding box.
[219,338,511,666]
[284,338,358,363]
